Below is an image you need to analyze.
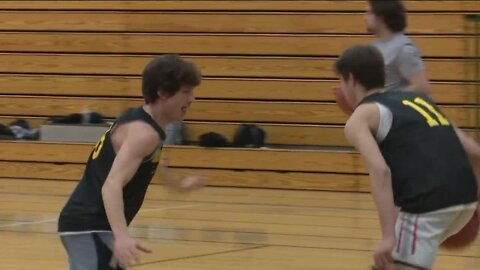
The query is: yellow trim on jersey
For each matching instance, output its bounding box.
[92,123,114,160]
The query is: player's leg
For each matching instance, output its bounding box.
[61,233,123,270]
[60,233,100,270]
[95,232,127,269]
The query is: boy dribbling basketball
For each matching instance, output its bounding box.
[335,45,479,270]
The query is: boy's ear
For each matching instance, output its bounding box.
[348,73,358,87]
[157,89,169,100]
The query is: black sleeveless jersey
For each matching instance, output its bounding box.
[58,106,166,232]
[360,91,477,213]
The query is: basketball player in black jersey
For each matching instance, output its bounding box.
[58,55,205,269]
[335,45,480,270]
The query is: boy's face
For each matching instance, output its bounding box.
[365,4,381,34]
[158,85,195,122]
[339,76,357,106]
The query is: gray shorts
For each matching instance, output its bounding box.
[60,232,123,270]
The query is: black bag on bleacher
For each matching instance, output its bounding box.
[199,132,229,147]
[232,124,266,148]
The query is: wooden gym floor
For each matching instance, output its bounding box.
[0,178,479,269]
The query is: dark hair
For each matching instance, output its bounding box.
[142,54,201,103]
[369,0,407,32]
[334,45,385,91]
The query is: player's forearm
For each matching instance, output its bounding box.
[102,181,129,238]
[369,168,397,240]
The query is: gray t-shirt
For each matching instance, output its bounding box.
[372,33,425,92]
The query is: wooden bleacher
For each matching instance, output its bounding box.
[0,141,369,191]
[0,1,478,12]
[0,1,478,191]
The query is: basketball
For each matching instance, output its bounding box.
[334,87,354,115]
[442,206,480,249]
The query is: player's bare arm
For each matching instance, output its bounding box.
[102,121,159,267]
[345,103,396,269]
[155,160,206,191]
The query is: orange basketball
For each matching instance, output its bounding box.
[442,206,480,249]
[334,87,354,115]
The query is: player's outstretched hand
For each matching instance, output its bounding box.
[179,174,207,190]
[166,174,207,193]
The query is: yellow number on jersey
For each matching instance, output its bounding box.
[413,97,449,125]
[92,134,106,160]
[92,124,114,160]
[402,97,450,127]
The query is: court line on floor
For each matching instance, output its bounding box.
[134,245,269,268]
[0,204,200,229]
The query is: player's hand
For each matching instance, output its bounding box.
[373,237,395,270]
[178,175,207,190]
[111,235,152,269]
[165,174,207,192]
